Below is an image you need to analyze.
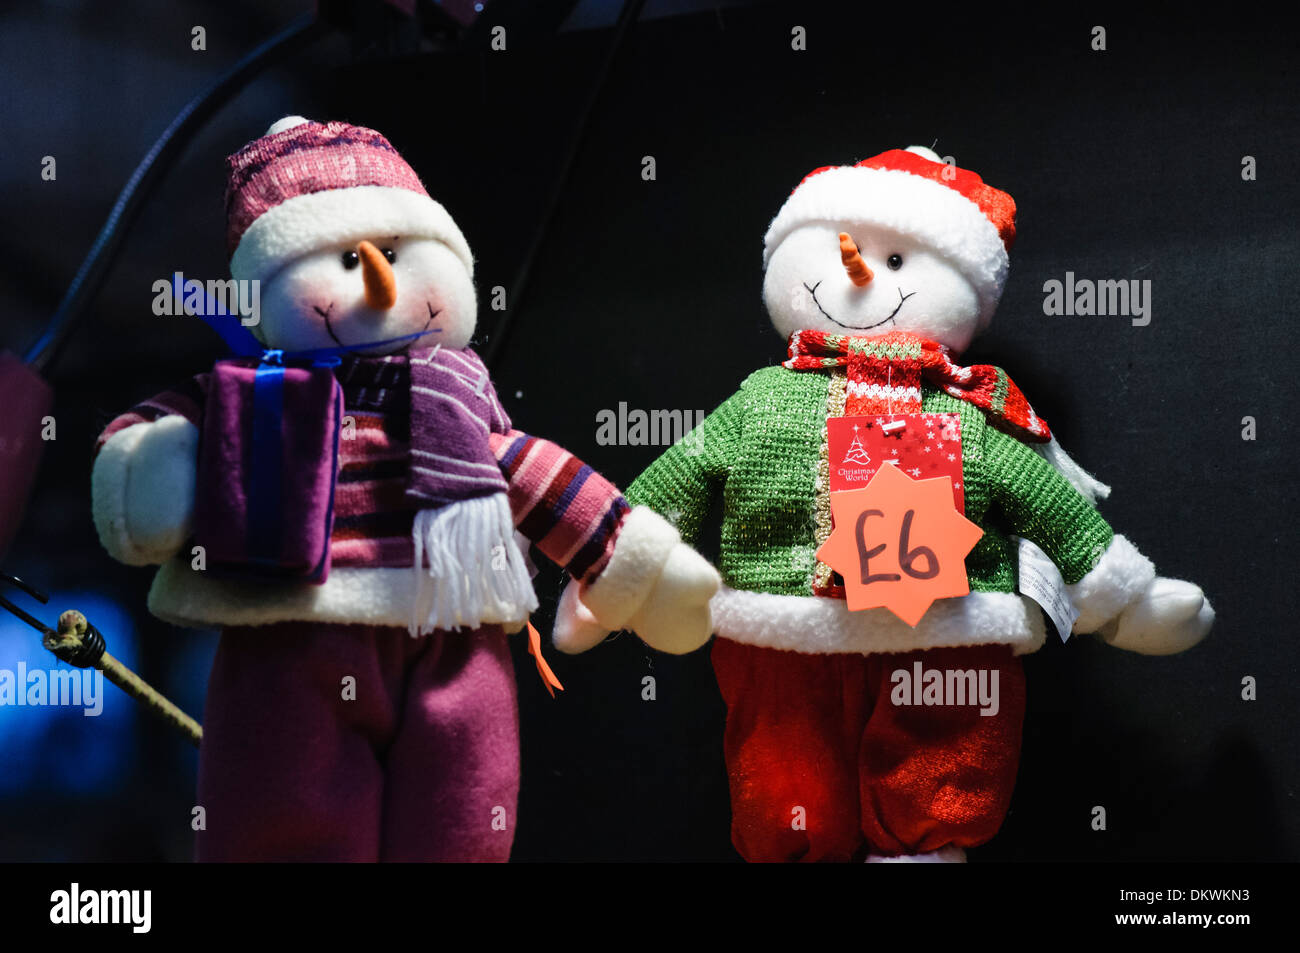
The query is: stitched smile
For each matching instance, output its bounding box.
[316,302,349,350]
[316,301,441,355]
[803,282,915,330]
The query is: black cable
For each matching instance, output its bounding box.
[0,571,49,603]
[0,594,55,638]
[24,12,324,374]
[483,0,646,370]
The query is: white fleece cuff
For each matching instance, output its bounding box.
[1066,534,1155,634]
[231,186,473,285]
[579,506,680,630]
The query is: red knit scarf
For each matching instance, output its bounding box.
[783,329,1051,442]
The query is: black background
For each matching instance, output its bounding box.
[1,0,1296,862]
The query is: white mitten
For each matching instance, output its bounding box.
[91,416,199,566]
[1097,577,1214,656]
[553,576,611,654]
[552,506,719,655]
[1065,534,1213,655]
[624,543,719,654]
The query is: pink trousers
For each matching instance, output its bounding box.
[194,621,520,862]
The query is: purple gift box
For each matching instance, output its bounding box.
[193,358,342,584]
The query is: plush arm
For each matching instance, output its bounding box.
[489,430,720,655]
[985,426,1212,654]
[550,386,742,655]
[490,429,631,584]
[621,385,744,548]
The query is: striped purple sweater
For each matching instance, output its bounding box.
[95,353,629,585]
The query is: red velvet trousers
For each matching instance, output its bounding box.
[711,639,1026,862]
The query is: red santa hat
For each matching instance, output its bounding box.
[763,146,1017,328]
[224,116,473,284]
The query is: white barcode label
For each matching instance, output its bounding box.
[1015,536,1079,643]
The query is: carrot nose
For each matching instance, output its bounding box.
[358,240,397,310]
[839,232,873,286]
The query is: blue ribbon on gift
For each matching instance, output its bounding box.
[248,353,286,566]
[244,332,440,572]
[177,275,441,572]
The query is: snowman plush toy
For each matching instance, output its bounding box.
[90,117,718,862]
[557,146,1214,863]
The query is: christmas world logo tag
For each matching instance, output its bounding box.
[826,413,964,512]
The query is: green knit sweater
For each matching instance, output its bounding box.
[626,365,1112,599]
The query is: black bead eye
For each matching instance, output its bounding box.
[341,250,360,270]
[887,254,903,270]
[381,247,396,264]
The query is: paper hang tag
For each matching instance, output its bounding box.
[826,413,965,512]
[526,620,564,697]
[815,462,983,626]
[1014,536,1080,643]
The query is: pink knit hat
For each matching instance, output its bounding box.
[224,116,473,283]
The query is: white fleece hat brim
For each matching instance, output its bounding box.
[229,184,474,285]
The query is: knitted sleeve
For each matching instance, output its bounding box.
[983,425,1114,584]
[623,383,744,548]
[93,373,211,457]
[490,429,630,585]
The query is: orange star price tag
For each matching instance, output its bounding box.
[815,462,984,626]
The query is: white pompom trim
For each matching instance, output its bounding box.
[265,115,310,135]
